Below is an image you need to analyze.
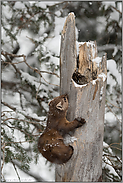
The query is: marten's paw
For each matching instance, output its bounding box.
[75,117,86,127]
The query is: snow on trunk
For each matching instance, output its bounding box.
[55,13,107,182]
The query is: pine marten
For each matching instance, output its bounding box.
[38,94,86,164]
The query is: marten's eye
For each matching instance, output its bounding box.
[63,97,67,102]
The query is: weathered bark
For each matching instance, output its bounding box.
[55,13,107,182]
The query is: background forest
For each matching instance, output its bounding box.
[1,1,122,182]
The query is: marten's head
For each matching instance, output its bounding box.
[48,94,68,116]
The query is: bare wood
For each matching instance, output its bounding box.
[78,42,98,82]
[55,13,107,182]
[60,13,77,95]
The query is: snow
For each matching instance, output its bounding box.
[96,16,106,34]
[102,152,120,180]
[78,41,96,58]
[76,41,79,55]
[16,30,35,56]
[107,59,121,85]
[72,79,87,88]
[86,41,95,48]
[91,79,97,85]
[78,41,86,46]
[110,10,119,21]
[2,162,34,182]
[102,1,115,9]
[77,41,97,57]
[64,135,77,144]
[2,68,16,82]
[103,141,113,154]
[36,157,55,181]
[92,57,102,67]
[107,59,121,92]
[89,2,92,5]
[72,71,107,88]
[2,104,50,182]
[2,1,121,182]
[68,12,75,17]
[100,86,104,101]
[54,16,66,36]
[14,2,25,9]
[103,141,120,179]
[21,110,46,122]
[105,112,117,126]
[112,46,118,57]
[55,10,61,17]
[1,1,62,180]
[21,71,41,90]
[2,158,55,182]
[2,3,12,20]
[102,158,120,179]
[44,35,61,55]
[98,73,107,82]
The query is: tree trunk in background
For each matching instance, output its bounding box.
[55,13,107,182]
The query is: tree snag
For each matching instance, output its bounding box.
[55,12,107,182]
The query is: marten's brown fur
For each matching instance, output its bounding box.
[38,94,86,164]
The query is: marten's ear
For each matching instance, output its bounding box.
[56,101,64,110]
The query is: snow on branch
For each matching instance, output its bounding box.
[1,50,59,87]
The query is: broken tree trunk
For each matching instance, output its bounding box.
[55,13,107,182]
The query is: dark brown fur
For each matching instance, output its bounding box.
[38,94,86,164]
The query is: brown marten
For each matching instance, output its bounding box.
[38,94,86,164]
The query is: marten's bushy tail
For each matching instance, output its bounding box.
[38,129,73,164]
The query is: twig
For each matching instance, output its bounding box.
[106,99,121,109]
[108,146,121,151]
[109,142,121,147]
[2,117,43,125]
[2,110,15,113]
[1,50,21,75]
[2,121,39,137]
[115,155,122,164]
[2,60,25,65]
[2,50,59,87]
[105,156,122,178]
[1,143,6,172]
[23,56,59,86]
[11,159,21,182]
[1,139,33,147]
[1,154,45,182]
[103,153,122,164]
[1,113,5,117]
[1,51,25,58]
[1,101,44,122]
[40,70,60,78]
[110,5,122,15]
[36,79,42,100]
[97,44,122,51]
[1,172,6,182]
[47,1,68,8]
[1,101,16,111]
[106,104,121,123]
[41,74,59,87]
[13,160,45,182]
[104,142,122,151]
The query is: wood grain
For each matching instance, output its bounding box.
[55,12,107,182]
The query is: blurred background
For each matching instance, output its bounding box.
[1,1,122,182]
